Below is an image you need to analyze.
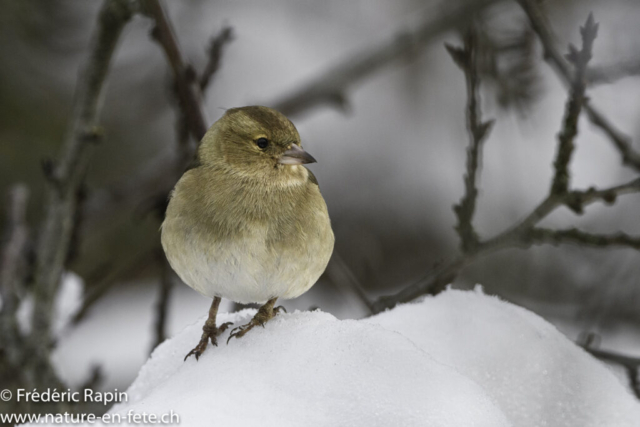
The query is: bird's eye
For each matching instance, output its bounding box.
[255,137,269,149]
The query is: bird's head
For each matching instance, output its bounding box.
[199,106,316,182]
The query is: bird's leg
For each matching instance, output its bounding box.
[227,297,286,343]
[184,296,232,361]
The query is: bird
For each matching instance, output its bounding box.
[161,105,335,360]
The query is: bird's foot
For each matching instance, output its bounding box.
[273,305,287,315]
[227,301,285,343]
[184,321,233,361]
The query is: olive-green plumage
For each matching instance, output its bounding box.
[161,106,334,308]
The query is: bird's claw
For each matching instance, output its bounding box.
[214,322,233,344]
[226,324,250,343]
[184,322,232,361]
[226,302,285,343]
[184,344,206,362]
[219,321,233,332]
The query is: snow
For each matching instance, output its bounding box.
[16,271,83,337]
[88,288,640,427]
[51,276,351,391]
[366,287,640,426]
[105,307,508,427]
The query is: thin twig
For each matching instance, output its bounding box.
[550,13,597,195]
[528,228,640,250]
[564,178,640,213]
[625,365,640,400]
[151,251,174,352]
[485,177,640,245]
[371,255,467,313]
[582,107,640,171]
[447,30,495,253]
[517,0,640,172]
[30,0,134,371]
[200,25,234,92]
[327,253,375,314]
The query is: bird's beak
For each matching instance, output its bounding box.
[278,144,317,165]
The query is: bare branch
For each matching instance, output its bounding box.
[448,30,495,253]
[326,253,375,314]
[31,0,134,361]
[550,13,598,195]
[80,3,231,329]
[141,0,209,141]
[627,365,640,400]
[270,0,504,117]
[0,184,30,364]
[528,228,640,250]
[372,255,467,313]
[152,252,174,352]
[371,13,640,314]
[517,0,640,173]
[77,3,235,319]
[485,178,640,245]
[372,174,640,314]
[200,25,234,92]
[582,107,640,170]
[564,178,640,213]
[85,0,232,228]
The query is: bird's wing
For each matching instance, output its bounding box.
[306,168,319,186]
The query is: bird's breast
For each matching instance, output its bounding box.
[161,173,334,303]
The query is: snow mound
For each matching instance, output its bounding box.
[112,309,508,427]
[366,288,640,426]
[102,289,638,427]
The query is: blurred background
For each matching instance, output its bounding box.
[1,0,639,395]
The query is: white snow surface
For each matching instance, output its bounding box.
[16,271,83,337]
[366,288,640,426]
[95,289,639,426]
